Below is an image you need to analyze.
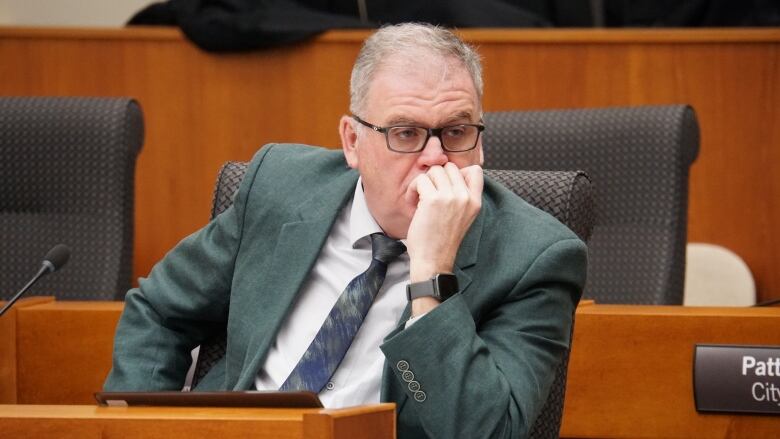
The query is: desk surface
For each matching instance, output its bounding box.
[577,303,780,316]
[0,403,396,439]
[4,300,780,438]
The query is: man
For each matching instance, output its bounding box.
[105,23,587,439]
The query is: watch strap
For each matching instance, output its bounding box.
[406,273,458,301]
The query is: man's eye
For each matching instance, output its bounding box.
[444,126,467,137]
[394,128,420,139]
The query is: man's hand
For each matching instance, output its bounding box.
[405,163,483,316]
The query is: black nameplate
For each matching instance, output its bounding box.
[694,344,780,415]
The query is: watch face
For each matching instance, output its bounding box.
[436,274,459,298]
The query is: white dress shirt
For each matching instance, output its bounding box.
[254,178,410,408]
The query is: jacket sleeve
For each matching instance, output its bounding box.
[103,146,273,391]
[381,237,587,439]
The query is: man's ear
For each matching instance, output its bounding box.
[339,115,359,169]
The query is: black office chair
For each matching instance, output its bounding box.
[484,105,700,304]
[191,161,594,439]
[0,97,144,300]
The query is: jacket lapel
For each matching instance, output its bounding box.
[234,170,359,389]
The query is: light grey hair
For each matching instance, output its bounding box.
[349,23,483,116]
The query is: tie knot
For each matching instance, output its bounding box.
[370,233,406,264]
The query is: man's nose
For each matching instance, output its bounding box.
[418,134,448,167]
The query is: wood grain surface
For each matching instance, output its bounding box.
[562,304,780,438]
[7,300,780,437]
[0,403,396,439]
[0,296,54,404]
[14,300,122,404]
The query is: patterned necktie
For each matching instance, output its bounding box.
[280,233,406,393]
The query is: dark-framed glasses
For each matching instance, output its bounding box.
[352,115,485,153]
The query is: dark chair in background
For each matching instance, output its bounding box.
[484,105,700,305]
[190,161,594,439]
[0,97,144,300]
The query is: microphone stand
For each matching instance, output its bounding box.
[0,265,49,318]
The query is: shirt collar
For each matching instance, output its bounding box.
[348,177,386,249]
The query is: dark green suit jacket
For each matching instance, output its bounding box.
[105,144,587,439]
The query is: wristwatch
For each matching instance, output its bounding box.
[406,273,459,301]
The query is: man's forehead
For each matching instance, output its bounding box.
[377,51,464,79]
[364,55,480,121]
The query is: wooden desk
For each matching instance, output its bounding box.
[562,304,780,438]
[6,300,780,438]
[0,296,55,403]
[13,300,122,404]
[0,404,395,438]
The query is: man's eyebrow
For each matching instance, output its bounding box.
[385,111,475,127]
[385,116,420,126]
[443,111,474,124]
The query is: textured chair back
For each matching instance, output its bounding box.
[484,105,699,304]
[194,161,593,439]
[0,97,144,300]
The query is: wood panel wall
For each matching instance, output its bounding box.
[1,27,778,302]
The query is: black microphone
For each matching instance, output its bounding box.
[0,244,71,318]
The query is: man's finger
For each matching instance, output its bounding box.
[425,165,452,193]
[444,162,469,195]
[417,173,437,195]
[460,165,484,199]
